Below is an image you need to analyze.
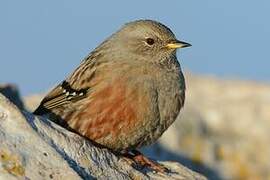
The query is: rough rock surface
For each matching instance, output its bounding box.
[0,92,206,180]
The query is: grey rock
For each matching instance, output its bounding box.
[0,84,24,109]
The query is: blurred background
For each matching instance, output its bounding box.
[0,0,269,95]
[1,1,270,179]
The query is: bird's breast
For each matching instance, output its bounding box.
[154,69,185,136]
[59,62,185,150]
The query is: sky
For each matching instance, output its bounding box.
[0,0,269,95]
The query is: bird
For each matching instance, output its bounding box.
[34,19,191,172]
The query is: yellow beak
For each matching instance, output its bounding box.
[166,40,192,49]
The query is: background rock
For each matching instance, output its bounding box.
[0,84,24,110]
[143,74,270,180]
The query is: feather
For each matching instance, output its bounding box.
[33,80,89,115]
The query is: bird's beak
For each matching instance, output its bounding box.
[166,40,192,49]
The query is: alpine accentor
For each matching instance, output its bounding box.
[34,19,191,172]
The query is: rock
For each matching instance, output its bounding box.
[0,84,24,110]
[0,93,206,180]
[22,74,270,179]
[23,74,270,180]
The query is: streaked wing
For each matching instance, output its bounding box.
[33,48,104,115]
[33,51,100,115]
[33,80,90,115]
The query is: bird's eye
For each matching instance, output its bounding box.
[145,38,155,45]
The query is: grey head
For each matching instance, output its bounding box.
[95,20,191,64]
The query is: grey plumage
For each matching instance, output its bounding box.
[34,19,191,152]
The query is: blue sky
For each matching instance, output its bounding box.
[0,0,269,95]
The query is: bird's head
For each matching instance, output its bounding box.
[97,20,191,65]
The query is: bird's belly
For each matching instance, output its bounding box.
[63,77,159,151]
[135,90,184,148]
[137,70,185,148]
[50,91,182,151]
[62,70,184,151]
